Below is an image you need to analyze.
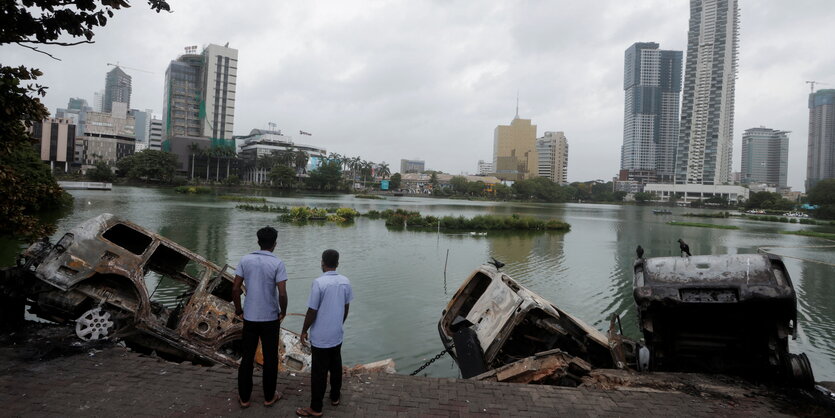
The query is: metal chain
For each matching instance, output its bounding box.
[410,346,452,376]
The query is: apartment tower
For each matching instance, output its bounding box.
[675,0,739,185]
[806,89,835,190]
[536,131,569,184]
[621,42,682,184]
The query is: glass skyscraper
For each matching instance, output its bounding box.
[806,89,835,190]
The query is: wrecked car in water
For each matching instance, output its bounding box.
[633,253,814,386]
[438,263,618,379]
[0,214,310,371]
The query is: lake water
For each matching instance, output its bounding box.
[5,186,834,380]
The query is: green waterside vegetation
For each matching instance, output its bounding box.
[744,214,835,225]
[354,194,385,199]
[667,221,740,230]
[279,207,360,223]
[366,209,570,231]
[174,185,212,194]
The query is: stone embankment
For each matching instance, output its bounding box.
[0,323,832,417]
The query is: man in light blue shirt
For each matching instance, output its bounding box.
[232,226,288,408]
[296,249,353,417]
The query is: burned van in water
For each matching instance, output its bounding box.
[633,253,814,386]
[438,263,617,379]
[0,213,310,371]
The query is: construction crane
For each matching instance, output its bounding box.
[806,80,828,93]
[107,62,155,75]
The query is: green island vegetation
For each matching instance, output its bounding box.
[779,230,835,240]
[683,212,731,218]
[174,185,212,194]
[219,195,267,203]
[279,207,360,223]
[742,214,830,225]
[366,209,570,231]
[667,221,740,230]
[236,204,290,213]
[354,194,385,200]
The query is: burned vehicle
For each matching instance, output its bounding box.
[633,253,814,386]
[0,214,310,371]
[438,263,618,380]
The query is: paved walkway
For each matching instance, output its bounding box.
[3,346,830,417]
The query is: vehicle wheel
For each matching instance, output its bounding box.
[75,307,116,341]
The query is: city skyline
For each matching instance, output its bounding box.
[2,1,834,190]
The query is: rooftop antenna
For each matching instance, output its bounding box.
[806,80,828,93]
[515,90,519,119]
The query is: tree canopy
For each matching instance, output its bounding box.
[807,179,835,219]
[0,0,171,240]
[115,149,178,182]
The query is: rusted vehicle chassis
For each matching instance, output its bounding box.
[0,214,308,370]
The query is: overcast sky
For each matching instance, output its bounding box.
[4,0,834,190]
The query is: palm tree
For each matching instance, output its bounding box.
[187,143,201,180]
[293,150,309,175]
[378,162,390,179]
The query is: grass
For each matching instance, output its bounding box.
[779,230,835,240]
[219,195,267,203]
[369,209,570,232]
[667,221,740,230]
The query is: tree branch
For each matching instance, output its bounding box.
[16,39,94,46]
[15,43,62,61]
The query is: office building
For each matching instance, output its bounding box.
[400,159,425,174]
[237,129,327,184]
[536,131,569,184]
[31,118,76,172]
[56,97,92,137]
[162,44,238,148]
[675,0,739,185]
[93,90,104,112]
[493,108,538,182]
[621,42,682,184]
[806,89,835,190]
[104,66,132,113]
[77,109,136,166]
[740,127,789,188]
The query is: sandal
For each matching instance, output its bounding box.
[296,407,323,417]
[238,396,251,409]
[331,398,340,406]
[264,392,282,407]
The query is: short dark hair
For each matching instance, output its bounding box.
[322,249,339,268]
[257,226,278,249]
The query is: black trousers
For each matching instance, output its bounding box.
[238,319,280,402]
[310,344,342,412]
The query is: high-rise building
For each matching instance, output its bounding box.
[806,89,835,190]
[400,159,425,174]
[162,44,238,148]
[493,109,538,182]
[675,0,739,185]
[78,109,136,166]
[741,127,789,188]
[536,131,569,184]
[621,42,682,184]
[67,97,88,111]
[104,66,132,113]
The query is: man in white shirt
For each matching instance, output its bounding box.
[296,249,353,417]
[232,226,288,408]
